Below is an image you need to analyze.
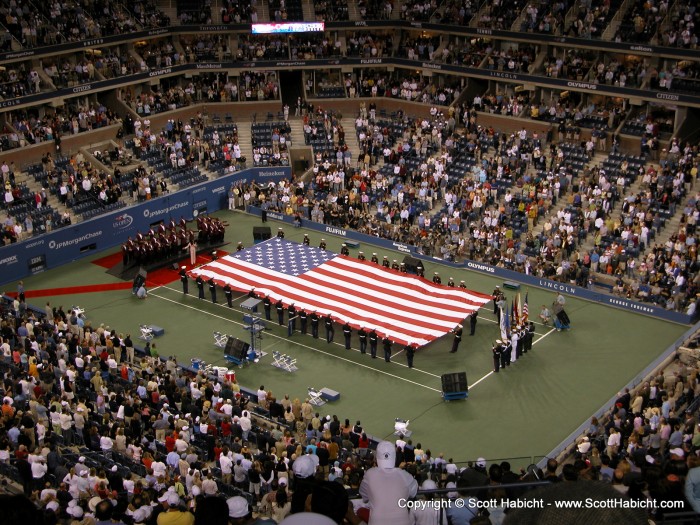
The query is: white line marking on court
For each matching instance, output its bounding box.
[534,328,557,345]
[470,371,493,388]
[477,315,546,327]
[159,284,443,379]
[149,290,442,393]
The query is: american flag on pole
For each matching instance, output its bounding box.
[522,292,529,323]
[189,238,492,347]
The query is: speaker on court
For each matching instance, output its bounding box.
[441,372,468,394]
[225,337,250,360]
[253,226,271,241]
[402,255,421,274]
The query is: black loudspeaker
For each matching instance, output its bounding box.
[441,372,468,393]
[402,255,421,274]
[225,337,250,359]
[253,226,271,241]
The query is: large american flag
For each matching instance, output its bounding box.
[189,238,492,347]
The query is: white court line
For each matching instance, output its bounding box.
[468,327,557,390]
[148,290,442,393]
[470,371,493,388]
[159,284,443,379]
[533,328,557,345]
[477,314,547,327]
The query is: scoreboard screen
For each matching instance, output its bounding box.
[251,22,325,34]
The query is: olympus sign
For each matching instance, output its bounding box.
[567,81,597,90]
[466,261,495,273]
[149,68,172,77]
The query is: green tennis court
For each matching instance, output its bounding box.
[14,211,687,462]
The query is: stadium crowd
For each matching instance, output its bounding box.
[1,0,700,519]
[0,283,700,524]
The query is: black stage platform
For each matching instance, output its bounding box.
[107,241,228,281]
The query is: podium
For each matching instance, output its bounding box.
[241,298,262,313]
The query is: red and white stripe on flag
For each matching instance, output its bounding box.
[189,247,492,347]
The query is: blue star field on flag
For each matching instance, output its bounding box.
[232,238,336,276]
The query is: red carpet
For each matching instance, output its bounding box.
[92,252,124,269]
[6,282,134,298]
[3,250,232,298]
[143,250,231,287]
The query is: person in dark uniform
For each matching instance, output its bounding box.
[263,295,272,320]
[502,339,512,368]
[515,326,524,359]
[343,322,352,349]
[433,272,442,284]
[277,228,285,238]
[358,251,366,261]
[492,286,501,316]
[405,343,415,368]
[196,276,205,299]
[400,263,408,273]
[310,311,319,338]
[208,279,217,303]
[447,277,455,287]
[236,242,244,251]
[224,284,233,307]
[391,259,400,271]
[248,288,257,298]
[459,280,467,289]
[299,309,308,334]
[525,322,535,352]
[303,234,310,246]
[180,266,189,294]
[358,327,367,354]
[416,264,425,278]
[319,238,327,250]
[382,336,392,362]
[287,303,297,332]
[371,253,379,264]
[382,256,390,268]
[369,329,378,358]
[276,299,284,325]
[450,324,462,353]
[469,311,478,335]
[497,339,510,369]
[493,340,503,372]
[340,243,350,256]
[325,313,334,343]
